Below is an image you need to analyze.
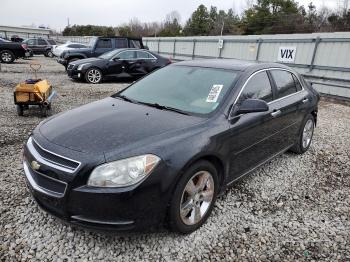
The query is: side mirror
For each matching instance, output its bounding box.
[234,99,269,116]
[113,57,120,61]
[144,46,149,50]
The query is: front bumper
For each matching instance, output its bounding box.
[23,137,170,231]
[67,68,83,80]
[57,58,68,66]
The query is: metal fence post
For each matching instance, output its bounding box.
[192,39,196,60]
[218,39,224,58]
[256,38,262,61]
[157,39,160,54]
[173,39,176,59]
[309,37,321,71]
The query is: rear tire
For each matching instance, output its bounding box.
[290,114,315,154]
[169,160,219,234]
[0,50,15,63]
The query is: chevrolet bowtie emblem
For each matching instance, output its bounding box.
[31,161,41,170]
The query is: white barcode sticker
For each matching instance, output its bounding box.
[206,85,223,103]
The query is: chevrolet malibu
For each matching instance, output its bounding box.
[23,59,319,234]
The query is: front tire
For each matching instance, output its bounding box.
[0,50,15,63]
[290,114,315,154]
[85,68,103,84]
[46,50,54,58]
[169,160,219,234]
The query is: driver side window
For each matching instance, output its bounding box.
[237,71,273,104]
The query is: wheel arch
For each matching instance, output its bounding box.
[175,153,227,195]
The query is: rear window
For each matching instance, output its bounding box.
[47,40,56,45]
[271,70,297,99]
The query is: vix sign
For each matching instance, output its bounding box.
[277,46,297,63]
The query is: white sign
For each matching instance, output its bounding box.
[206,85,223,103]
[277,46,297,63]
[218,39,224,49]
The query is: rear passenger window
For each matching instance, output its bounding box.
[116,38,127,48]
[238,71,273,104]
[292,74,302,91]
[96,39,112,49]
[136,51,154,59]
[271,70,297,99]
[38,39,47,45]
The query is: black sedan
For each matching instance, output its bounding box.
[66,48,171,84]
[23,59,319,233]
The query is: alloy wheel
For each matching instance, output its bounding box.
[302,119,314,149]
[87,69,102,84]
[1,52,12,62]
[180,171,215,225]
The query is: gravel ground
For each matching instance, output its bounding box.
[0,57,349,261]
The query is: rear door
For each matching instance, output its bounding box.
[37,38,48,52]
[227,70,283,180]
[134,50,158,76]
[94,38,113,56]
[268,69,309,147]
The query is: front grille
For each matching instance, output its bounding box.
[27,137,81,173]
[24,160,67,198]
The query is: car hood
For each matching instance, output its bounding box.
[38,97,204,154]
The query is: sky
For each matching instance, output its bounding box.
[0,0,340,31]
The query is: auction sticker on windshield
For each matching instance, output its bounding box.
[206,85,223,103]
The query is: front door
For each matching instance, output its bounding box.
[227,70,284,181]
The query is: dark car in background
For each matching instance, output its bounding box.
[0,39,30,63]
[57,36,145,68]
[23,59,319,233]
[67,48,171,83]
[22,38,57,57]
[11,35,24,43]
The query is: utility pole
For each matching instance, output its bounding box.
[220,21,225,36]
[67,18,70,28]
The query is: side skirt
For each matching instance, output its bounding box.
[226,144,294,187]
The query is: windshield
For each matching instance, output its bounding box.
[99,49,121,60]
[87,37,97,48]
[116,65,239,115]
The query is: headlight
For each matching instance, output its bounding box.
[87,154,160,187]
[77,63,90,70]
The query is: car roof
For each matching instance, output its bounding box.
[174,59,291,72]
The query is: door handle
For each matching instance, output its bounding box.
[302,97,309,104]
[271,109,281,118]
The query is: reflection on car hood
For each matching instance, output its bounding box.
[39,97,204,154]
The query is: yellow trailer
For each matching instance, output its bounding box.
[14,79,56,117]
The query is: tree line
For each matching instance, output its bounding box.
[62,0,350,37]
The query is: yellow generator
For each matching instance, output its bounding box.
[14,64,56,117]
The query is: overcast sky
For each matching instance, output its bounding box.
[0,0,340,31]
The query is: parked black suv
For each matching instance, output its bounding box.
[57,36,145,68]
[22,38,57,57]
[0,39,30,63]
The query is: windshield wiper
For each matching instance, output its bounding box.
[114,94,138,103]
[138,102,190,115]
